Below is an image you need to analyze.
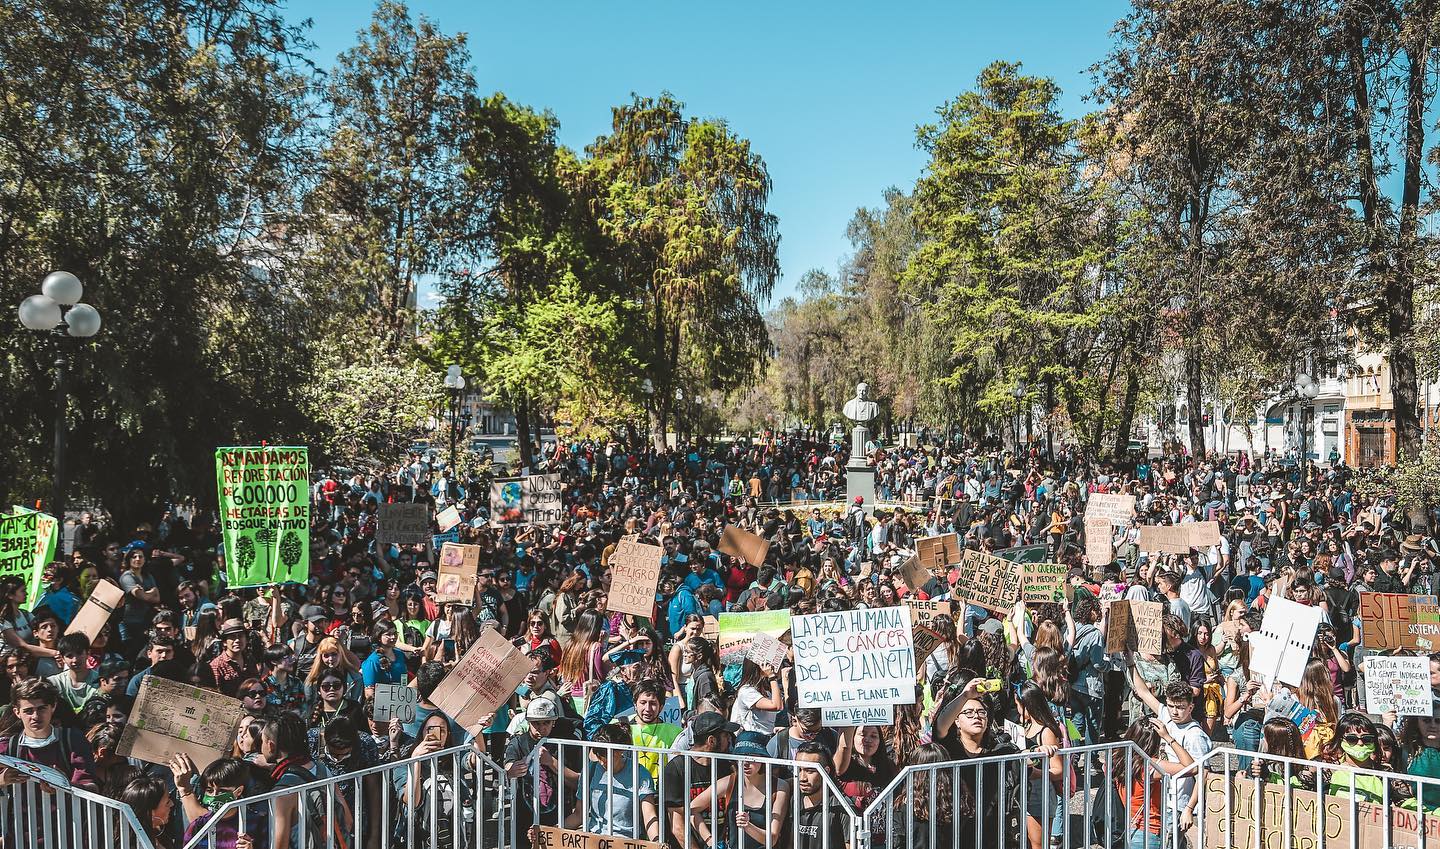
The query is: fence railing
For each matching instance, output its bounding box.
[181,742,516,849]
[1,778,155,849]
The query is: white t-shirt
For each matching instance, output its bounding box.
[1164,718,1212,812]
[729,684,777,734]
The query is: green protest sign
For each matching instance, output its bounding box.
[0,507,59,609]
[215,446,310,588]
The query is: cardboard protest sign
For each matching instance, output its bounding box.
[1021,561,1070,605]
[435,542,481,604]
[66,578,124,643]
[900,555,933,594]
[952,549,1023,613]
[716,609,791,665]
[912,625,944,666]
[606,536,663,617]
[906,597,945,628]
[435,505,462,533]
[1084,518,1113,567]
[534,826,661,849]
[431,628,531,729]
[792,605,916,708]
[0,508,58,608]
[378,503,430,548]
[1364,655,1431,716]
[915,533,961,571]
[718,525,770,567]
[701,615,719,639]
[1137,524,1190,554]
[746,631,790,669]
[822,704,894,727]
[1202,772,1440,849]
[215,446,309,587]
[1360,592,1440,652]
[373,682,419,723]
[119,675,246,770]
[491,474,564,525]
[1085,493,1136,526]
[1131,600,1164,654]
[1251,595,1323,687]
[1105,600,1134,654]
[1186,520,1221,548]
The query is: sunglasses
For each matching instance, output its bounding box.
[242,690,264,698]
[319,681,344,691]
[1342,734,1376,746]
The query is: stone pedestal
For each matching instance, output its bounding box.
[846,463,876,513]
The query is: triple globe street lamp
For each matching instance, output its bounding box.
[1294,372,1319,482]
[17,271,103,523]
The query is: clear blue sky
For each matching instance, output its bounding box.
[286,0,1132,303]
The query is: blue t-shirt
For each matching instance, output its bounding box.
[361,650,407,688]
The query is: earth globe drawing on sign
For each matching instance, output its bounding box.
[497,480,525,522]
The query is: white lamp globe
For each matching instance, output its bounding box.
[65,303,101,337]
[19,294,62,331]
[41,271,83,305]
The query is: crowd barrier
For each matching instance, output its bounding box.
[0,778,153,849]
[18,738,1440,849]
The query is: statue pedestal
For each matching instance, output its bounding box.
[846,463,876,513]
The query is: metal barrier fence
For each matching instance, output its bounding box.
[859,740,1163,849]
[1,779,155,849]
[181,742,516,849]
[1189,747,1440,849]
[528,737,858,849]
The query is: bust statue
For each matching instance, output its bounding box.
[843,382,880,423]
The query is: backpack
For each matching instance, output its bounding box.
[280,763,350,849]
[583,679,634,738]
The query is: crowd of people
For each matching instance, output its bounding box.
[2,434,1439,849]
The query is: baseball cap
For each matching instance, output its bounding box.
[525,695,561,721]
[689,711,740,739]
[300,604,327,623]
[419,570,438,583]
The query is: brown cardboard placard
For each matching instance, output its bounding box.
[118,675,246,770]
[1186,520,1221,548]
[915,533,961,572]
[719,525,770,567]
[1132,599,1164,654]
[1085,493,1136,526]
[952,549,1023,613]
[1201,773,1440,849]
[1359,592,1440,651]
[906,597,946,628]
[912,625,945,667]
[1084,518,1113,567]
[435,542,481,603]
[535,826,662,849]
[65,579,125,644]
[900,555,932,594]
[1105,600,1133,654]
[606,535,663,617]
[1138,524,1191,554]
[431,628,531,730]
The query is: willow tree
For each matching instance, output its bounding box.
[581,94,781,449]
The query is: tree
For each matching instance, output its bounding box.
[305,0,474,349]
[303,354,443,465]
[581,93,781,449]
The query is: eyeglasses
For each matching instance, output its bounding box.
[957,709,989,719]
[319,682,344,691]
[1342,734,1377,746]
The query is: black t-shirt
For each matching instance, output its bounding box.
[794,802,849,849]
[662,754,734,849]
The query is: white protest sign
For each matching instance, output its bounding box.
[821,704,894,727]
[1086,493,1136,526]
[792,605,916,709]
[373,683,419,723]
[1364,656,1432,716]
[746,631,790,669]
[1251,596,1323,687]
[0,753,69,788]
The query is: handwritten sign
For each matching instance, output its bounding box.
[746,631,790,669]
[491,474,565,526]
[436,505,462,533]
[1106,600,1134,653]
[716,609,791,665]
[379,503,431,548]
[1131,600,1164,654]
[435,542,481,604]
[822,704,894,727]
[373,682,419,723]
[900,555,932,595]
[1085,493,1136,526]
[952,549,1022,613]
[1186,520,1221,548]
[535,826,661,849]
[1138,525,1190,554]
[915,533,961,571]
[719,525,770,567]
[66,578,124,643]
[119,675,246,770]
[912,625,944,667]
[606,536,663,617]
[792,606,916,708]
[1021,561,1069,605]
[1360,592,1440,652]
[432,628,531,729]
[1203,773,1440,849]
[906,598,946,628]
[1084,518,1113,567]
[1364,656,1432,716]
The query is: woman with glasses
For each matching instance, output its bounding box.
[931,674,1024,849]
[515,611,561,666]
[301,635,363,715]
[306,668,365,730]
[1319,712,1389,804]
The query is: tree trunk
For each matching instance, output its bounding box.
[1393,30,1430,530]
[514,393,533,471]
[649,401,668,452]
[1186,348,1206,459]
[1113,359,1142,460]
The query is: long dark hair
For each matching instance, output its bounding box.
[1321,712,1378,766]
[1016,681,1063,742]
[116,775,173,844]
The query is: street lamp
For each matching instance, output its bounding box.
[1011,381,1027,458]
[1294,372,1319,483]
[17,271,102,524]
[443,365,466,491]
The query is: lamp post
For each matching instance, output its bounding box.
[1012,381,1027,458]
[443,365,466,490]
[1294,372,1319,484]
[18,272,102,524]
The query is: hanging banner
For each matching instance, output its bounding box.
[490,474,564,525]
[792,605,916,708]
[0,507,59,608]
[215,446,310,588]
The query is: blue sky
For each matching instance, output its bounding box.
[286,0,1132,303]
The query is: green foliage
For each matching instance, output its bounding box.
[302,354,443,465]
